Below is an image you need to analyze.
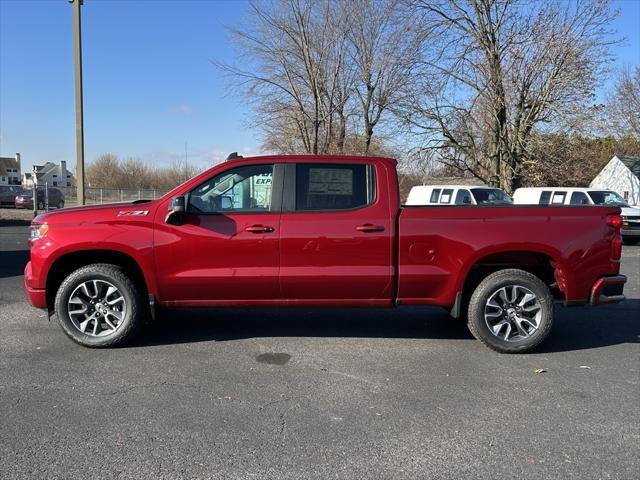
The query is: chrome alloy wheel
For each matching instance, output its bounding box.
[484,285,542,342]
[67,280,127,337]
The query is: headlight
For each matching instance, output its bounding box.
[622,216,629,226]
[29,223,48,241]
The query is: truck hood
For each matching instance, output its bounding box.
[621,206,640,217]
[32,200,158,224]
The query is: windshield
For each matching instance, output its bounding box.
[471,188,513,205]
[587,191,628,207]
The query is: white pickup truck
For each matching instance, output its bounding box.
[513,187,640,245]
[406,185,513,206]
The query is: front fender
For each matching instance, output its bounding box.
[29,220,157,299]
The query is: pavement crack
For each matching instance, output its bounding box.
[258,397,286,412]
[100,381,205,396]
[278,411,287,438]
[325,368,379,386]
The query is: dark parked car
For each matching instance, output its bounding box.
[0,185,22,207]
[15,187,65,209]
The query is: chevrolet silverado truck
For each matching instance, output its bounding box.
[23,155,627,353]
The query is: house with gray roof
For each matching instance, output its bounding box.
[590,155,640,207]
[22,160,74,188]
[0,153,21,186]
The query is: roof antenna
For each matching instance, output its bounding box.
[226,152,243,161]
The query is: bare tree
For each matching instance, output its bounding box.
[218,0,345,154]
[401,0,618,192]
[165,158,202,186]
[218,0,418,156]
[524,133,640,187]
[608,67,640,138]
[86,154,204,190]
[119,158,150,189]
[86,153,122,188]
[348,0,421,154]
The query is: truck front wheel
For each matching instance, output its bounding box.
[54,264,144,347]
[466,269,554,353]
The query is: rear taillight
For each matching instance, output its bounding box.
[611,235,622,261]
[606,214,622,229]
[607,214,622,261]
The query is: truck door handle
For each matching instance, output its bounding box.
[355,224,385,233]
[245,224,274,234]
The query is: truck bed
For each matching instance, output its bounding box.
[397,205,620,307]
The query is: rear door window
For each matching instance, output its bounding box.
[551,191,567,204]
[440,189,454,204]
[295,163,374,211]
[455,189,472,204]
[539,191,552,204]
[429,189,441,203]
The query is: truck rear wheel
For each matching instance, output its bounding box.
[466,269,554,353]
[54,264,144,347]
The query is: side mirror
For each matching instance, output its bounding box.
[166,196,186,225]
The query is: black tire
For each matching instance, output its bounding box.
[467,269,554,353]
[622,237,639,246]
[54,264,145,347]
[58,200,65,209]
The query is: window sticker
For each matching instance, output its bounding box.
[308,168,353,195]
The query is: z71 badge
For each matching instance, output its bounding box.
[117,210,149,217]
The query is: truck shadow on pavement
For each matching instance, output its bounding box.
[138,306,475,346]
[537,299,640,354]
[135,300,639,353]
[0,249,29,279]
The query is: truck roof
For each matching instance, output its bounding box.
[227,154,397,165]
[514,187,614,193]
[410,185,498,190]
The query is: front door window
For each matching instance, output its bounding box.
[188,164,273,213]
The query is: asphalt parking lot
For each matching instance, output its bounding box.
[0,222,638,480]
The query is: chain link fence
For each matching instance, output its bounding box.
[20,184,170,213]
[73,187,169,204]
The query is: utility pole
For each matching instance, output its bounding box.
[184,142,188,183]
[70,0,85,205]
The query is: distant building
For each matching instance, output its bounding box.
[22,160,75,188]
[590,155,640,207]
[0,153,21,186]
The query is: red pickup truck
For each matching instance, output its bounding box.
[24,155,626,353]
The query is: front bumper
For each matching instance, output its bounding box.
[15,199,33,209]
[622,219,640,238]
[621,228,640,238]
[589,275,626,306]
[23,261,47,308]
